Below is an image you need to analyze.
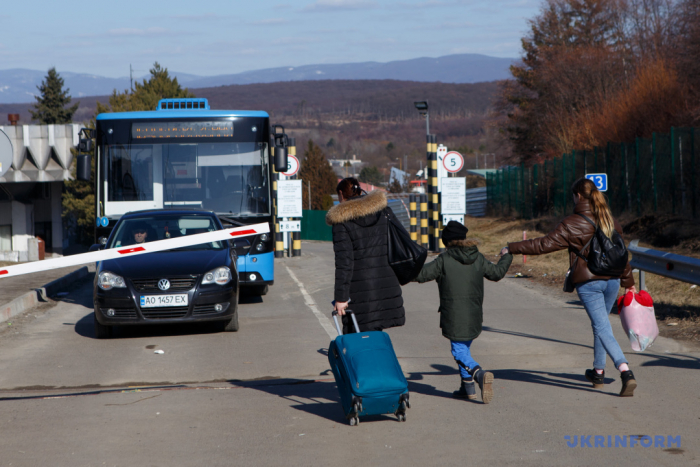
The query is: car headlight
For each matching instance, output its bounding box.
[98,271,126,291]
[260,233,269,242]
[202,266,232,286]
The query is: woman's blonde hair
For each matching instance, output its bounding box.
[571,178,615,238]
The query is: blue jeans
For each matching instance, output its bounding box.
[576,279,628,370]
[451,340,479,379]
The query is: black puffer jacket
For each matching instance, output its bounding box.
[326,190,405,333]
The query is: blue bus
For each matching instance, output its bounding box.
[78,98,288,295]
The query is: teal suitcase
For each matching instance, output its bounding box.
[328,310,410,425]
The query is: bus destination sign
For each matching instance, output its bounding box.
[131,121,234,139]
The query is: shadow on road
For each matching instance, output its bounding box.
[483,326,593,350]
[231,378,348,424]
[74,312,225,340]
[639,353,700,370]
[492,369,616,395]
[406,364,459,400]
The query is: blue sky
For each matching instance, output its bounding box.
[0,0,541,77]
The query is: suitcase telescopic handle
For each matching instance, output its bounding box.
[331,309,360,335]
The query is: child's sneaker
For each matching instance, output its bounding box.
[585,369,605,389]
[453,377,477,400]
[472,366,494,404]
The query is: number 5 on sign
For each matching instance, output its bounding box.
[585,173,607,192]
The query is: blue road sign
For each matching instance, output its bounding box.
[585,173,607,192]
[100,217,109,227]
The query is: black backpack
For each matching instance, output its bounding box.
[576,214,628,277]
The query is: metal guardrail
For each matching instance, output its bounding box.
[628,240,700,289]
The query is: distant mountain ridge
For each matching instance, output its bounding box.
[0,54,515,104]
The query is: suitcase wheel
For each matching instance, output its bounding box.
[396,413,406,422]
[349,416,360,426]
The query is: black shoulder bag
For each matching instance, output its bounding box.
[385,209,428,285]
[576,214,628,277]
[563,235,593,293]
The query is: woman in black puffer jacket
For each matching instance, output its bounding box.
[326,178,405,333]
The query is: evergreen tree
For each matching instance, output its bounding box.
[359,165,384,186]
[298,140,338,210]
[30,68,79,124]
[97,62,194,114]
[63,145,95,246]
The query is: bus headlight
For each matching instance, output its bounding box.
[98,271,126,291]
[255,243,264,252]
[260,233,269,242]
[202,266,232,286]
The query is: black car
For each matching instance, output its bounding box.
[92,210,239,338]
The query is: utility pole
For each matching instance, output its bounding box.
[130,64,134,93]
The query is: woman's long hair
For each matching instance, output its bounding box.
[571,178,614,238]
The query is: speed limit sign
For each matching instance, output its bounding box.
[282,155,300,177]
[443,151,464,173]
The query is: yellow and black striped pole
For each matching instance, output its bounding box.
[420,194,428,247]
[427,134,439,252]
[289,138,301,257]
[272,147,284,258]
[409,194,417,242]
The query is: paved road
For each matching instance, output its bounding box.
[0,242,698,466]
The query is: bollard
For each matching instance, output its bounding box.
[427,134,439,252]
[438,195,445,253]
[420,194,429,247]
[289,138,302,257]
[409,194,417,242]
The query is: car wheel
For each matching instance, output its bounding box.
[222,306,239,332]
[94,312,112,339]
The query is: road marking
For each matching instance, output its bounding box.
[284,265,336,339]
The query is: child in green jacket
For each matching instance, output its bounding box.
[415,221,512,403]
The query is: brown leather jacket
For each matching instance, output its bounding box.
[507,200,634,289]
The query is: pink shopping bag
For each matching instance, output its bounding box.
[616,290,659,351]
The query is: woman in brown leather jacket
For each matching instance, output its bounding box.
[502,178,638,397]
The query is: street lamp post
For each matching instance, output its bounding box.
[414,101,429,136]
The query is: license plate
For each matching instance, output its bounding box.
[140,294,189,308]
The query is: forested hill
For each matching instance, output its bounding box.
[0,79,499,125]
[195,80,499,122]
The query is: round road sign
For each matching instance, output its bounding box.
[0,129,13,178]
[282,155,300,177]
[443,151,464,173]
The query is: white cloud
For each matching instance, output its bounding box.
[302,0,378,12]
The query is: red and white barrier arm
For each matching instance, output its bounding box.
[0,223,269,279]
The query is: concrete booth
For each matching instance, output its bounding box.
[0,122,80,261]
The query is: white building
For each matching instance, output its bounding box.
[0,123,80,261]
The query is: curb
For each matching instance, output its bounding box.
[0,266,90,325]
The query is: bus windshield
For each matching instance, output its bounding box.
[105,141,270,216]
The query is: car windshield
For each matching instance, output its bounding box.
[108,215,225,250]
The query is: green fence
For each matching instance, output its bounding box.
[300,210,333,241]
[487,127,700,219]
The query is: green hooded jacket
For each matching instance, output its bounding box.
[415,240,513,341]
